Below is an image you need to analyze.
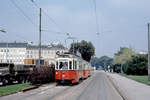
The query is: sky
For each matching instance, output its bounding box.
[0,0,149,57]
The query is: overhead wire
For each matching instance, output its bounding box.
[29,0,67,34]
[9,0,67,39]
[9,0,76,44]
[8,0,41,42]
[9,0,38,28]
[92,0,100,35]
[29,0,73,47]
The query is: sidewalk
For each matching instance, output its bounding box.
[106,73,150,100]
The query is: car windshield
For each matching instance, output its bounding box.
[59,62,68,70]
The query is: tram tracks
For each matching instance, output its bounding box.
[48,73,96,100]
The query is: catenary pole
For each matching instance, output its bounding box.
[38,8,42,66]
[148,23,150,80]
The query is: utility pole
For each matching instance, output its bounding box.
[73,39,75,55]
[148,23,150,81]
[38,8,42,66]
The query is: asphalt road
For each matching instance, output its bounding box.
[0,71,123,100]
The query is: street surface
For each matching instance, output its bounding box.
[0,71,123,100]
[107,72,150,100]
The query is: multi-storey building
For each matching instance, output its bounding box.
[0,42,68,65]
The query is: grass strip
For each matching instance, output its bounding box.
[0,83,31,97]
[119,73,150,86]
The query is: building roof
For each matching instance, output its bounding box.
[0,42,27,48]
[0,42,66,50]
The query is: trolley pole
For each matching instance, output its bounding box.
[38,8,42,66]
[73,39,75,54]
[148,23,150,81]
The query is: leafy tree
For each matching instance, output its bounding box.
[113,64,121,73]
[125,54,148,75]
[113,47,136,73]
[69,40,95,62]
[114,47,136,65]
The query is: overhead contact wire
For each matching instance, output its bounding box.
[93,0,100,35]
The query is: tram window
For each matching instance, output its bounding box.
[59,62,68,70]
[69,61,72,70]
[73,60,75,70]
[75,61,77,70]
[56,61,58,69]
[79,61,81,70]
[76,61,78,70]
[59,62,63,69]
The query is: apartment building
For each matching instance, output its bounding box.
[0,42,67,65]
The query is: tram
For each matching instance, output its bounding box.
[55,52,91,84]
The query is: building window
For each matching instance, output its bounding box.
[10,60,12,63]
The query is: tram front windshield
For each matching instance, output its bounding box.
[59,62,68,70]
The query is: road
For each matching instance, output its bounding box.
[0,71,123,100]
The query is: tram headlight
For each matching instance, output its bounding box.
[56,72,58,74]
[62,74,65,77]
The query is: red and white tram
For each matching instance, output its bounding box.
[55,53,91,84]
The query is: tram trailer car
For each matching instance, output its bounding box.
[55,53,92,84]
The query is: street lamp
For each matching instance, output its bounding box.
[65,35,77,54]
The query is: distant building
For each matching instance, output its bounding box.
[139,51,148,55]
[0,42,68,65]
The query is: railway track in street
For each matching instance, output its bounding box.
[0,71,124,100]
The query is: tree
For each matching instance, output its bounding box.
[69,40,95,62]
[90,56,113,69]
[125,54,148,75]
[113,47,136,73]
[90,57,100,69]
[114,47,136,65]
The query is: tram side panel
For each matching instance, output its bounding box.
[55,55,91,84]
[88,64,91,77]
[82,62,88,79]
[55,59,80,84]
[55,70,80,84]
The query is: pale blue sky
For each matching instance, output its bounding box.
[0,0,149,57]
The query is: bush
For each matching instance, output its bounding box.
[125,54,148,75]
[30,66,55,85]
[113,64,121,73]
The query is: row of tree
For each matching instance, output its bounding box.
[113,47,148,75]
[90,56,113,70]
[69,41,147,75]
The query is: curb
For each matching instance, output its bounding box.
[107,74,130,100]
[22,85,39,92]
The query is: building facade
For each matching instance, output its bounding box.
[0,42,68,65]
